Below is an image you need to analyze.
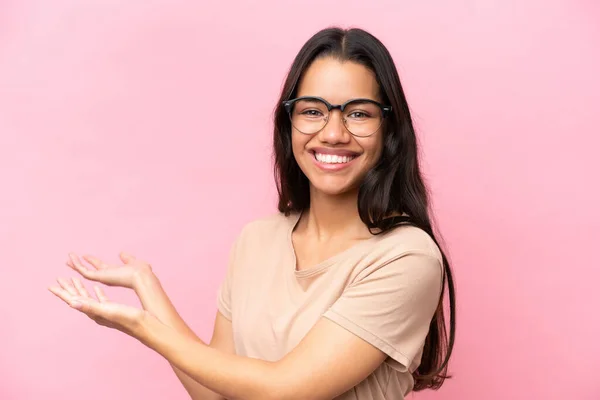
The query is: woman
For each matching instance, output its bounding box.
[50,27,456,399]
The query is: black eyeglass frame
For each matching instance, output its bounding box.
[282,96,392,137]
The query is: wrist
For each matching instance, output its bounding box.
[132,266,158,292]
[136,309,162,345]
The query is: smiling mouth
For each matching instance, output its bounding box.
[312,151,358,164]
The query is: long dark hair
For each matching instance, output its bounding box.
[272,27,456,391]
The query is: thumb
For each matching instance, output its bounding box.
[119,252,136,264]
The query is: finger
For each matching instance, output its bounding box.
[67,254,100,280]
[48,286,74,305]
[49,286,101,316]
[66,296,103,316]
[94,286,109,303]
[67,253,94,271]
[82,254,109,270]
[69,253,91,268]
[72,277,91,298]
[57,277,78,297]
[119,252,136,264]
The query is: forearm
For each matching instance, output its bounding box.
[134,270,197,339]
[139,316,287,400]
[134,271,223,399]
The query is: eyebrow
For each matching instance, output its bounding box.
[296,95,381,103]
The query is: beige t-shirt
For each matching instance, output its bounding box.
[217,212,443,399]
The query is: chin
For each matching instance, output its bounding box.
[310,179,359,197]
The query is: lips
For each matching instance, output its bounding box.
[308,147,361,168]
[314,152,356,164]
[309,147,360,157]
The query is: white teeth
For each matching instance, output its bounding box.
[314,152,356,164]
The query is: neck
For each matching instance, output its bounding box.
[300,186,371,241]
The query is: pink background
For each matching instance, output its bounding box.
[1,1,599,399]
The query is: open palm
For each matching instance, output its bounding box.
[67,252,151,289]
[48,276,147,337]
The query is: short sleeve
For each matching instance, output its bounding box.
[216,234,241,321]
[322,252,443,372]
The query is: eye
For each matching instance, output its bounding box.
[347,111,371,119]
[301,109,325,117]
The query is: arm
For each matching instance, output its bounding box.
[51,271,387,400]
[139,315,387,400]
[60,251,441,400]
[66,253,235,400]
[135,272,235,400]
[134,251,443,400]
[52,271,379,400]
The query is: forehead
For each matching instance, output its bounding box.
[296,57,381,103]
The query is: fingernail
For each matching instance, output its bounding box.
[70,301,83,309]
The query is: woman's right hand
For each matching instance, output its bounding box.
[67,252,153,290]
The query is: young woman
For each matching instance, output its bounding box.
[50,27,456,400]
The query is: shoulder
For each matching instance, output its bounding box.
[239,212,296,235]
[353,225,445,297]
[335,223,444,286]
[354,224,444,284]
[234,211,298,247]
[379,223,443,263]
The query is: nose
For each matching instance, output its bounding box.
[317,109,351,144]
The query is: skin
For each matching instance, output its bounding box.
[292,57,384,199]
[49,58,389,400]
[290,57,385,270]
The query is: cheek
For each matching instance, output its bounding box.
[291,131,311,160]
[360,136,384,165]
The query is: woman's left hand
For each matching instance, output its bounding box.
[49,277,152,338]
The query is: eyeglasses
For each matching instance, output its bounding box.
[283,96,392,138]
